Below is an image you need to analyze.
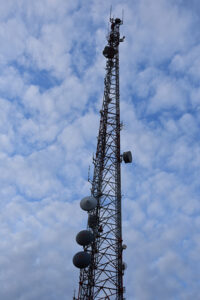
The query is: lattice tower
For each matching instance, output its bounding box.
[73,16,132,300]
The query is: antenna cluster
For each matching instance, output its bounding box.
[73,196,97,268]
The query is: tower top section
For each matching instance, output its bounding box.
[103,16,125,60]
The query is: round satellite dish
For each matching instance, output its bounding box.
[88,214,98,229]
[76,230,94,246]
[122,262,127,270]
[103,46,117,59]
[73,251,91,269]
[123,151,132,164]
[115,18,121,24]
[80,196,97,211]
[122,244,127,250]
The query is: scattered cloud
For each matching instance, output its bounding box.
[0,0,199,299]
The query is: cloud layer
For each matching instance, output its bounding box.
[0,0,200,299]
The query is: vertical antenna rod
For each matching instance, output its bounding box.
[73,15,132,300]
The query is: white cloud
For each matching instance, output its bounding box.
[0,0,200,299]
[25,23,71,78]
[0,17,27,64]
[0,198,85,300]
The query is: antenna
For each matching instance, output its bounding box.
[122,9,124,24]
[87,165,91,183]
[106,21,109,40]
[110,5,112,21]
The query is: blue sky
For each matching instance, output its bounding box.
[0,0,200,299]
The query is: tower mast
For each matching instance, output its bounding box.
[73,16,132,300]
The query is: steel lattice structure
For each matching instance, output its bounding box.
[73,16,131,300]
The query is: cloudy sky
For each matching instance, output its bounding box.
[0,0,200,299]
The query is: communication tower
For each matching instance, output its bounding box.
[73,15,132,300]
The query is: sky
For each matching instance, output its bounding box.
[0,0,200,299]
